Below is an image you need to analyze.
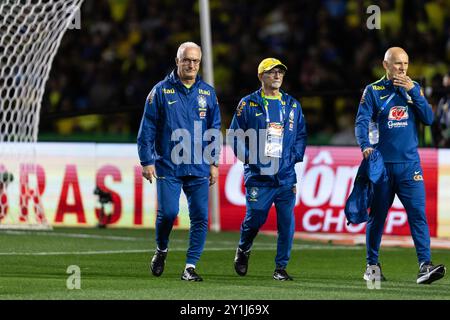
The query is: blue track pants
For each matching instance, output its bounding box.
[155,175,209,266]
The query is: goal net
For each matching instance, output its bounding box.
[0,0,84,229]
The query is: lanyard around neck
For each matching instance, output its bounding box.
[376,92,396,120]
[261,91,284,123]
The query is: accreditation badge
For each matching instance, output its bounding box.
[264,122,283,158]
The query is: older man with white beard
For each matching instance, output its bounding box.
[228,58,307,280]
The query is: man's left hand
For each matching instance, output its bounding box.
[209,165,218,186]
[393,74,414,91]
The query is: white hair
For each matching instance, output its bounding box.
[176,42,202,59]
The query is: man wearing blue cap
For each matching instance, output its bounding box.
[228,58,307,280]
[355,47,446,284]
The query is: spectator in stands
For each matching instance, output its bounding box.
[433,72,450,147]
[330,111,357,146]
[40,0,448,144]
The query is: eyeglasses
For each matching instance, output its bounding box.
[265,69,286,76]
[180,58,201,65]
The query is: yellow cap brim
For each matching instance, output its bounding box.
[259,63,287,74]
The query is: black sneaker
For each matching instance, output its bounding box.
[417,262,446,284]
[234,248,250,276]
[363,263,387,282]
[273,268,293,281]
[181,267,203,281]
[150,249,167,277]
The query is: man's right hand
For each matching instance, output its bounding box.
[142,165,157,183]
[362,147,374,159]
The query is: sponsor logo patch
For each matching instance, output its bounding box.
[236,100,245,117]
[163,88,175,94]
[388,106,408,121]
[199,88,210,96]
[388,121,408,129]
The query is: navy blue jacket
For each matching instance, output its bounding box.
[228,89,307,187]
[137,70,221,177]
[355,76,433,163]
[345,150,387,225]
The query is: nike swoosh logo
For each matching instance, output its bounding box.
[255,113,263,116]
[380,95,390,100]
[414,171,420,174]
[168,101,177,105]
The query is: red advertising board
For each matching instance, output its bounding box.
[0,143,439,235]
[218,146,438,236]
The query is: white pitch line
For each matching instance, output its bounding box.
[0,248,238,256]
[0,230,257,246]
[0,231,239,245]
[0,244,364,256]
[0,231,233,246]
[0,249,151,256]
[0,230,147,242]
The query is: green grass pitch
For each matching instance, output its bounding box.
[0,227,449,300]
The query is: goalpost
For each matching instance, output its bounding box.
[0,0,85,229]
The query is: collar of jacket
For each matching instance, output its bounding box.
[166,70,202,94]
[379,74,413,100]
[247,88,292,107]
[380,75,408,93]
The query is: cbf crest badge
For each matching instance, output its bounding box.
[288,109,295,131]
[198,95,207,108]
[249,187,258,202]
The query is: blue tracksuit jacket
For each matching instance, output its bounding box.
[137,70,221,177]
[228,89,307,187]
[344,150,387,225]
[355,76,433,162]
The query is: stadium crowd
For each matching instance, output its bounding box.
[41,0,449,146]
